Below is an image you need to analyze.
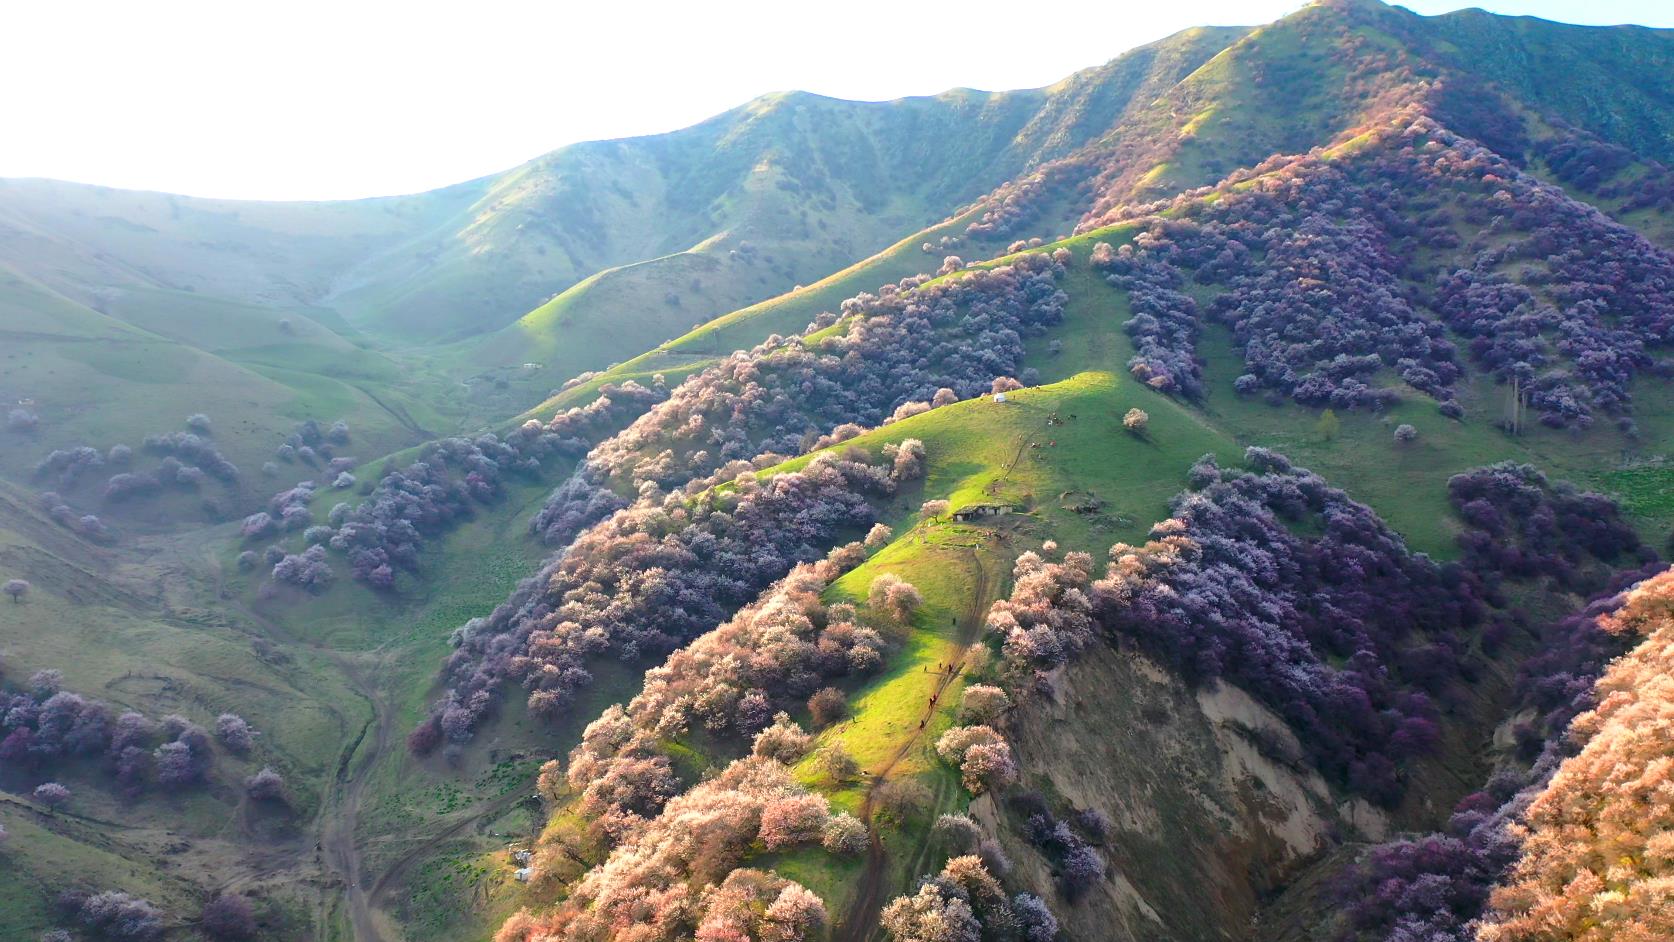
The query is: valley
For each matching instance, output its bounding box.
[4,2,1674,941]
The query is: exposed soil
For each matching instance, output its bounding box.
[834,547,993,942]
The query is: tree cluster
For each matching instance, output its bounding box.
[1085,115,1674,422]
[1447,462,1648,593]
[1009,791,1109,902]
[420,445,921,747]
[1,667,243,797]
[627,548,885,740]
[1090,449,1489,804]
[880,855,1060,942]
[566,253,1065,521]
[1475,566,1674,940]
[1329,562,1662,942]
[276,423,587,589]
[496,757,833,942]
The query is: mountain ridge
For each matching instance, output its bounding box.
[5,3,1674,941]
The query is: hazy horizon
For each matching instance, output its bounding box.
[3,0,1671,202]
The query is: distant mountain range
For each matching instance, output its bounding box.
[2,2,1674,941]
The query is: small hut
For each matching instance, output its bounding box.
[952,503,1010,523]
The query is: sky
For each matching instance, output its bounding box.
[1,0,1669,202]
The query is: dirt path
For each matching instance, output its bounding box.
[366,771,538,907]
[209,551,396,942]
[319,655,395,942]
[834,549,993,942]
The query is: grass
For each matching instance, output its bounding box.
[0,479,361,939]
[1191,325,1674,558]
[8,210,1653,942]
[5,12,1674,934]
[0,273,465,520]
[498,208,1009,428]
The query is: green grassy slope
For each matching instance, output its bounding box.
[0,268,452,527]
[7,4,1674,940]
[0,479,364,939]
[0,176,480,314]
[1414,3,1674,162]
[447,25,1261,410]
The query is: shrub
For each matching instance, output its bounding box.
[933,813,983,853]
[73,891,164,941]
[936,726,1017,794]
[758,793,830,850]
[869,573,925,623]
[33,782,70,811]
[7,407,38,433]
[822,812,868,855]
[807,687,847,727]
[201,894,258,940]
[239,512,276,541]
[271,545,334,592]
[959,684,1011,723]
[244,767,287,802]
[215,713,254,753]
[752,713,813,764]
[874,778,931,821]
[816,745,860,784]
[881,882,980,942]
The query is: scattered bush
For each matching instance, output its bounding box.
[807,686,847,727]
[201,894,257,940]
[822,812,868,855]
[215,713,254,753]
[243,767,287,802]
[34,781,70,810]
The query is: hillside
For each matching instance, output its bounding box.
[4,3,1674,942]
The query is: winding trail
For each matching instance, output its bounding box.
[319,655,395,942]
[365,771,540,911]
[209,551,396,942]
[834,547,994,942]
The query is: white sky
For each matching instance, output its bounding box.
[1,0,1669,201]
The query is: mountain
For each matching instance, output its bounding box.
[3,3,1674,942]
[0,24,1241,351]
